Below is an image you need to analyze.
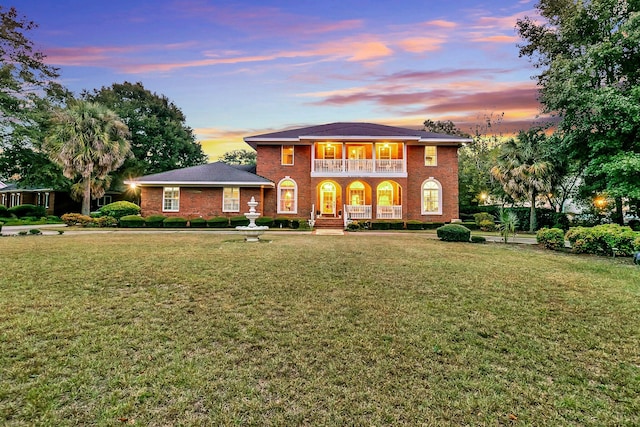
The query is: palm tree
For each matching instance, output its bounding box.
[45,100,131,215]
[491,128,552,232]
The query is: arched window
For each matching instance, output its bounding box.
[421,178,442,215]
[348,181,365,206]
[278,177,297,213]
[377,181,393,206]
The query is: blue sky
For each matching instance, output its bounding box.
[16,0,543,159]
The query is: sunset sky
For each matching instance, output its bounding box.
[17,0,544,160]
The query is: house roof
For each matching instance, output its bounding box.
[0,183,54,193]
[125,162,273,187]
[244,122,472,148]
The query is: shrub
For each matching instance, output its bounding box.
[460,221,479,230]
[119,215,145,228]
[0,221,3,232]
[635,235,640,251]
[423,222,445,230]
[498,209,519,243]
[95,216,118,227]
[207,216,229,228]
[18,231,27,236]
[29,228,42,235]
[436,224,471,242]
[628,219,640,232]
[163,217,188,228]
[8,204,46,218]
[255,217,274,227]
[99,201,140,220]
[290,218,300,229]
[47,215,63,223]
[470,235,486,243]
[478,219,495,232]
[474,212,494,226]
[230,216,250,227]
[566,224,638,256]
[61,213,94,226]
[406,220,423,230]
[389,221,404,230]
[0,205,10,218]
[189,218,207,228]
[145,215,167,228]
[370,221,390,230]
[536,227,566,251]
[297,219,311,230]
[552,212,571,231]
[274,217,291,228]
[346,221,362,231]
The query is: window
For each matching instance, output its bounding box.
[425,146,437,166]
[348,181,365,205]
[163,187,180,212]
[223,187,240,212]
[377,181,393,206]
[422,179,442,214]
[277,177,297,213]
[282,145,294,165]
[96,195,112,207]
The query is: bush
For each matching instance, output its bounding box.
[474,212,494,226]
[61,213,94,226]
[389,221,404,230]
[163,217,188,228]
[370,221,391,230]
[0,205,10,218]
[29,228,42,235]
[297,219,311,230]
[536,227,566,251]
[628,219,640,231]
[230,216,250,227]
[8,204,46,218]
[635,235,640,251]
[189,218,207,228]
[470,235,486,243]
[566,224,638,256]
[478,219,495,231]
[47,215,63,223]
[460,221,479,230]
[145,215,166,228]
[436,224,471,242]
[99,201,140,220]
[255,217,274,227]
[552,212,571,231]
[346,221,362,231]
[95,216,118,227]
[207,216,229,228]
[423,222,445,230]
[274,217,291,228]
[406,220,423,230]
[119,215,145,228]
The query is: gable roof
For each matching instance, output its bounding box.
[125,162,273,187]
[244,122,471,148]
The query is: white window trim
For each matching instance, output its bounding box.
[277,176,298,214]
[425,146,438,166]
[281,145,294,165]
[421,178,443,215]
[162,187,180,212]
[222,187,240,212]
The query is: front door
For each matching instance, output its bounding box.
[320,182,336,215]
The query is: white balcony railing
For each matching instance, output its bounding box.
[375,159,404,173]
[314,159,343,173]
[345,204,372,219]
[346,159,374,173]
[376,205,402,219]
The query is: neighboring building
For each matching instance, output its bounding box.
[128,122,471,226]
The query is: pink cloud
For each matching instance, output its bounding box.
[471,35,519,43]
[396,37,444,53]
[424,19,458,29]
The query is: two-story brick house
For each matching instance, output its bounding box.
[129,122,470,226]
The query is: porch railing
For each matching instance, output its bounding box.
[313,158,405,174]
[376,205,402,219]
[345,204,372,219]
[346,159,374,173]
[375,159,404,173]
[314,159,343,173]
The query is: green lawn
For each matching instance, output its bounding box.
[1,233,638,426]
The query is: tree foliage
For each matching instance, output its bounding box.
[44,100,132,215]
[517,0,640,222]
[219,149,257,165]
[83,81,208,180]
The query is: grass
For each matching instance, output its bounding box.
[1,233,639,426]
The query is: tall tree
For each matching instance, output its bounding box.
[491,128,553,232]
[517,0,640,223]
[83,82,208,181]
[219,149,256,165]
[0,6,69,186]
[44,101,132,215]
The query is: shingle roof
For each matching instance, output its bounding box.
[126,162,273,187]
[244,122,471,147]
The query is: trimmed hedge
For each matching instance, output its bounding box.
[536,227,565,251]
[189,218,207,228]
[0,205,10,218]
[274,217,291,228]
[230,216,250,227]
[423,222,445,230]
[460,221,479,230]
[370,221,390,230]
[163,217,188,228]
[207,216,229,228]
[145,215,166,228]
[119,215,145,228]
[406,220,423,230]
[99,201,140,220]
[471,235,486,244]
[8,204,45,218]
[256,217,274,227]
[61,213,94,226]
[436,224,471,242]
[566,224,638,256]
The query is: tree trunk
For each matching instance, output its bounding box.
[614,197,624,225]
[530,191,537,233]
[81,177,91,216]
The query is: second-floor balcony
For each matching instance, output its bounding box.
[313,159,405,176]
